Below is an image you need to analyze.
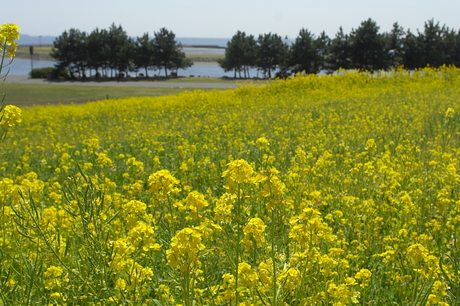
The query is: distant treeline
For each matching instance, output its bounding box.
[50,24,192,78]
[220,19,460,78]
[51,19,460,79]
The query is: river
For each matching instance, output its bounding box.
[4,59,264,79]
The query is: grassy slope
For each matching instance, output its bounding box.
[6,47,255,107]
[1,83,207,107]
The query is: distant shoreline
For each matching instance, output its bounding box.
[13,52,220,66]
[17,35,230,48]
[17,44,224,49]
[15,52,54,61]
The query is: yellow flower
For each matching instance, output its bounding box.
[255,136,270,151]
[365,138,377,152]
[242,217,267,251]
[355,269,372,287]
[127,221,161,251]
[1,105,22,127]
[355,268,372,280]
[5,279,15,287]
[222,273,235,288]
[0,23,20,58]
[148,169,180,200]
[95,152,113,167]
[50,292,62,299]
[258,260,273,287]
[238,262,258,288]
[181,190,209,219]
[406,243,428,264]
[44,266,63,278]
[123,200,147,214]
[289,207,336,245]
[115,278,127,291]
[444,107,454,118]
[427,280,449,305]
[278,267,301,291]
[213,192,236,222]
[327,281,359,305]
[43,267,65,291]
[166,227,205,271]
[222,159,254,184]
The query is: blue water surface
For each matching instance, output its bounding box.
[5,58,264,78]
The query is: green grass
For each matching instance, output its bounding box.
[186,53,224,59]
[17,46,53,54]
[1,83,210,107]
[103,76,232,83]
[31,46,53,54]
[137,76,259,83]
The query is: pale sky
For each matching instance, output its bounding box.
[4,0,460,39]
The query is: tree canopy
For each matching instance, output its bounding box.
[289,29,328,74]
[51,19,460,79]
[153,28,192,77]
[51,25,193,78]
[221,18,460,78]
[218,31,256,78]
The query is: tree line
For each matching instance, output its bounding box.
[50,24,192,78]
[51,19,460,79]
[220,19,460,78]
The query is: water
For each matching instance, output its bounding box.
[5,57,264,78]
[2,59,55,76]
[4,44,262,77]
[13,36,235,77]
[12,36,280,77]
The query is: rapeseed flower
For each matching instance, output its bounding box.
[242,217,267,251]
[222,159,255,184]
[238,262,258,288]
[355,269,372,287]
[148,169,180,200]
[176,190,209,219]
[2,67,459,304]
[1,105,22,127]
[444,107,454,119]
[427,281,449,305]
[166,227,205,271]
[407,243,428,263]
[0,23,20,58]
[43,266,63,278]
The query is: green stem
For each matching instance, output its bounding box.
[234,184,243,306]
[271,208,277,306]
[0,43,6,77]
[24,194,100,298]
[184,265,191,306]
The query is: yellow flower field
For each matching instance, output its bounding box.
[1,67,459,305]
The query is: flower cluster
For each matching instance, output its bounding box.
[0,23,20,58]
[0,105,22,127]
[147,169,180,201]
[166,227,205,272]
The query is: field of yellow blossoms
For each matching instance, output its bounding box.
[1,66,459,305]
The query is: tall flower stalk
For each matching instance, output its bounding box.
[0,23,21,141]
